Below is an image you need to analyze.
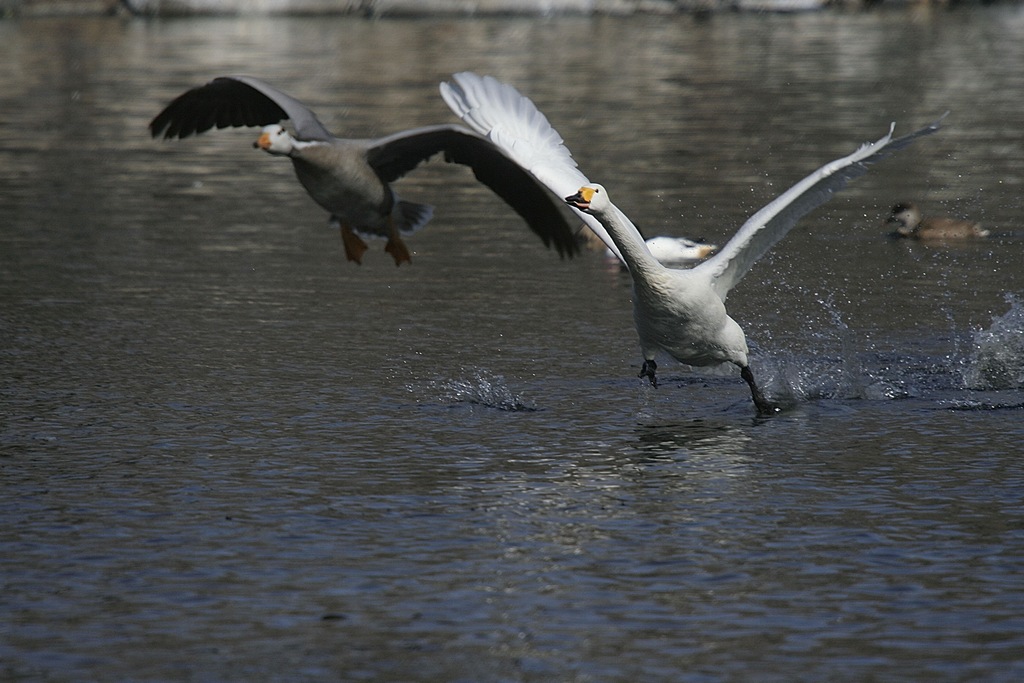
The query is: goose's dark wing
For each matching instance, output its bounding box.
[367,124,579,258]
[149,75,333,141]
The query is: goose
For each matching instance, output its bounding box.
[441,72,944,414]
[886,202,988,239]
[149,75,577,265]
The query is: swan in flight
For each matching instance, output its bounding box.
[150,75,577,265]
[441,72,944,414]
[886,202,988,239]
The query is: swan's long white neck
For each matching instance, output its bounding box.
[591,203,663,276]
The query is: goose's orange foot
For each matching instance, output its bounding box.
[385,236,412,266]
[340,225,369,265]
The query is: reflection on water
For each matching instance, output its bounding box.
[2,8,1024,682]
[634,419,754,460]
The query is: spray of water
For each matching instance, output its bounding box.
[756,296,913,404]
[435,370,538,412]
[962,293,1024,391]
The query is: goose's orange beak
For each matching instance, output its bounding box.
[254,131,272,150]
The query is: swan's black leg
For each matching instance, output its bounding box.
[741,365,778,416]
[639,359,658,387]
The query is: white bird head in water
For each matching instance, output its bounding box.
[254,124,295,155]
[564,184,610,214]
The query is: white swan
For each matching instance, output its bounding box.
[441,72,944,414]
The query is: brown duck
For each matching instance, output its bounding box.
[887,202,989,239]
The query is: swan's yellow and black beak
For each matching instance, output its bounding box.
[564,186,596,211]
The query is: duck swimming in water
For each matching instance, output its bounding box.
[886,201,989,240]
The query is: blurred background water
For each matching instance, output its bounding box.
[2,6,1024,681]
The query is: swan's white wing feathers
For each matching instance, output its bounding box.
[442,73,584,192]
[701,114,946,299]
[442,72,651,262]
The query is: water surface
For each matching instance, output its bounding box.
[2,8,1024,681]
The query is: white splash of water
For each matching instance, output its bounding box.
[758,297,911,404]
[436,370,537,412]
[962,293,1024,390]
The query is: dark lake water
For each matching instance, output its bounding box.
[2,7,1024,681]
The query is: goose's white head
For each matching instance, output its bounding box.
[564,184,610,214]
[254,124,295,156]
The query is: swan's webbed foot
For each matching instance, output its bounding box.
[639,359,658,387]
[741,365,780,416]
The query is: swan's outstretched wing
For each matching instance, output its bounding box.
[701,114,947,300]
[441,72,648,263]
[366,124,578,258]
[150,75,333,142]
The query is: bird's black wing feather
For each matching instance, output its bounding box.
[367,124,578,258]
[149,75,333,141]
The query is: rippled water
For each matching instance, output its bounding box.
[2,8,1024,682]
